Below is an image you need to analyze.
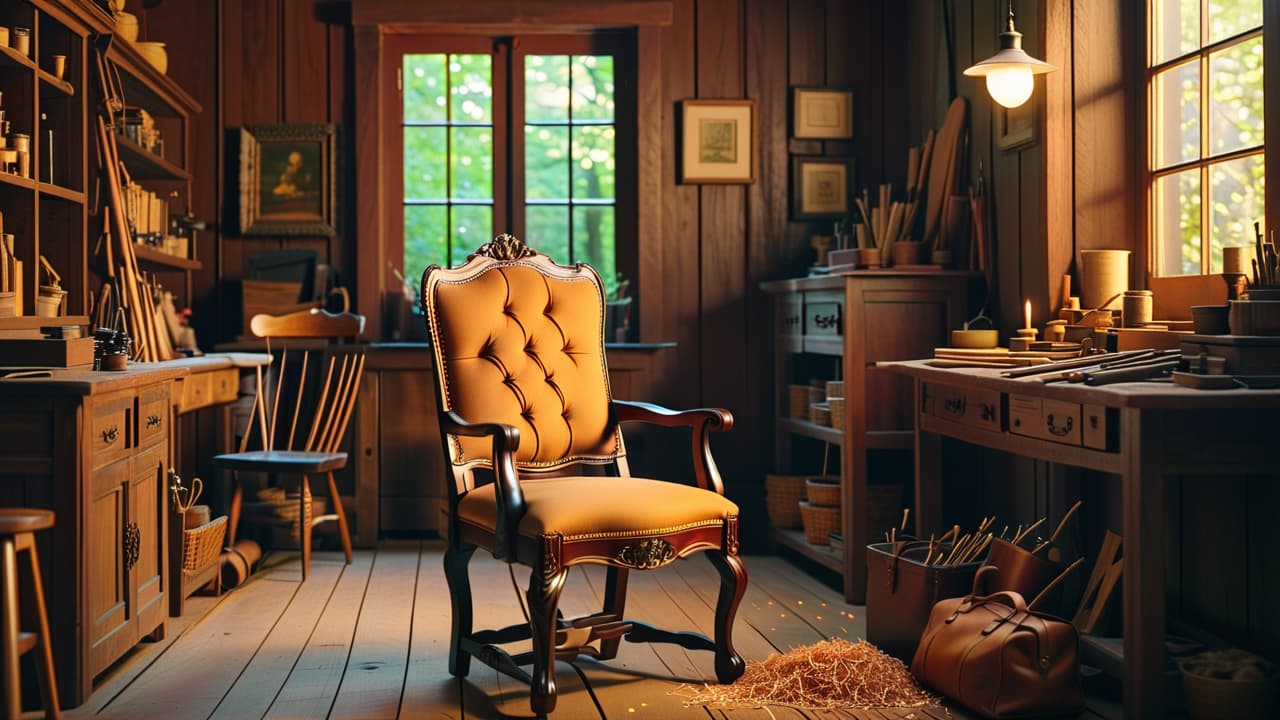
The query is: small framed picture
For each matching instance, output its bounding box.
[792,87,853,140]
[237,123,339,236]
[997,99,1037,152]
[792,156,854,219]
[679,99,756,184]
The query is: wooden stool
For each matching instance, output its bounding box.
[0,509,59,719]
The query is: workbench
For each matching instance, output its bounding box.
[891,359,1280,719]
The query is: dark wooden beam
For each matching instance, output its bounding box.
[351,0,673,29]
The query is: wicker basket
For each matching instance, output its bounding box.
[805,476,841,507]
[828,397,846,430]
[788,384,810,418]
[826,380,844,398]
[765,474,806,529]
[183,515,227,573]
[799,501,840,545]
[809,401,831,426]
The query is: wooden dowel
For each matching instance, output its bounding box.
[304,354,339,451]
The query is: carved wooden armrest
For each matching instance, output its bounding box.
[441,410,524,560]
[612,400,734,495]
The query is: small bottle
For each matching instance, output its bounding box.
[1122,290,1153,328]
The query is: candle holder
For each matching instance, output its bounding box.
[1010,327,1039,351]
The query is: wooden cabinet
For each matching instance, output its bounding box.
[761,271,977,603]
[0,365,181,708]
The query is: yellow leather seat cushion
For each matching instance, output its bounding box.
[457,476,739,541]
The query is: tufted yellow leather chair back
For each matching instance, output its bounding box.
[422,238,621,473]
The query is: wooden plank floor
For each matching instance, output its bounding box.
[62,543,1095,719]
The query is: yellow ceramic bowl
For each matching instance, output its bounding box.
[134,41,168,74]
[950,329,999,349]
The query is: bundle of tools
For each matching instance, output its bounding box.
[1001,347,1182,385]
[901,503,1082,568]
[1254,222,1278,286]
[90,46,172,362]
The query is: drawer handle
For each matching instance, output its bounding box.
[1046,414,1073,437]
[980,403,996,422]
[943,397,966,416]
[812,312,839,329]
[146,414,162,428]
[102,426,119,445]
[124,522,141,571]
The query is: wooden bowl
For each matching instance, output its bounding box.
[1190,305,1230,335]
[950,329,999,349]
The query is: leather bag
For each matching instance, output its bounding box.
[910,563,1085,719]
[865,540,984,661]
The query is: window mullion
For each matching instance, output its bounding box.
[1200,52,1210,274]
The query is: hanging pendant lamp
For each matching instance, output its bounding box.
[963,1,1056,109]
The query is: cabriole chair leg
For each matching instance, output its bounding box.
[708,551,747,683]
[444,545,476,677]
[527,566,569,716]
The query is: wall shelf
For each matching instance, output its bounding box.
[770,527,842,573]
[134,243,202,271]
[114,134,191,180]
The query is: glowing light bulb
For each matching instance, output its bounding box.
[986,65,1035,108]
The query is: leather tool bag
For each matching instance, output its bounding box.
[866,540,984,661]
[910,563,1085,719]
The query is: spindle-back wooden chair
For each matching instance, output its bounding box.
[212,308,366,580]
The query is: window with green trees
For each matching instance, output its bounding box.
[1150,0,1263,277]
[400,35,628,296]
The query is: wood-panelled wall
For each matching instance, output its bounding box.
[140,1,1279,659]
[143,0,911,545]
[143,0,352,346]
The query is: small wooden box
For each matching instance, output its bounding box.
[0,337,94,368]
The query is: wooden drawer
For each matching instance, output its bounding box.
[91,396,133,469]
[1008,394,1082,446]
[923,382,1001,432]
[210,368,239,404]
[179,372,212,413]
[138,391,168,450]
[1082,403,1111,450]
[804,291,843,337]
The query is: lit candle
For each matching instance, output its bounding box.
[1024,299,1032,330]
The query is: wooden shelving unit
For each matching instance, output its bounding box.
[761,271,978,603]
[0,0,104,323]
[100,28,204,311]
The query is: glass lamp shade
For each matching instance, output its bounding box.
[963,25,1055,109]
[984,65,1035,108]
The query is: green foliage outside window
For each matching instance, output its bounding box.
[401,50,617,293]
[1153,0,1264,276]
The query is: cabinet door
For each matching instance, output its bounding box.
[87,458,133,676]
[133,443,168,632]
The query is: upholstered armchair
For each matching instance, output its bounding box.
[419,234,746,715]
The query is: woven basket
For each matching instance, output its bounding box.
[826,380,844,398]
[183,515,227,573]
[805,476,841,507]
[788,385,810,418]
[799,501,840,545]
[828,397,846,430]
[809,401,831,426]
[765,474,806,529]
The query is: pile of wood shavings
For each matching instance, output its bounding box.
[674,637,939,710]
